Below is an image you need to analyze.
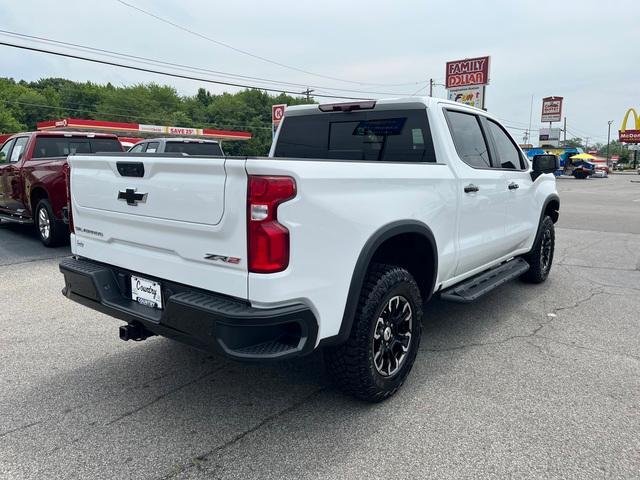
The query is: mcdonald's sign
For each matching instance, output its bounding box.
[619,108,640,143]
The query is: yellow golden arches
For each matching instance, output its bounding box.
[620,108,640,131]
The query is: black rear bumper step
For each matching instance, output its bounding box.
[59,257,318,360]
[440,258,529,303]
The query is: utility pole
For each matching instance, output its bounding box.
[429,79,434,97]
[584,137,590,151]
[302,88,314,101]
[606,120,613,166]
[563,117,567,146]
[527,95,533,145]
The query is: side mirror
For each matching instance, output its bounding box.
[531,154,559,180]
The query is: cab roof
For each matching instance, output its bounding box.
[285,96,487,116]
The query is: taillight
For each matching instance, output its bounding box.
[63,161,74,233]
[247,175,296,273]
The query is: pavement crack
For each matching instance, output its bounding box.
[536,336,640,362]
[425,291,603,353]
[556,261,638,273]
[0,254,68,268]
[0,420,42,439]
[105,366,226,426]
[549,290,601,316]
[159,386,327,480]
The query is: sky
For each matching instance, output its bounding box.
[0,0,638,145]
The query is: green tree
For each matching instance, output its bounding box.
[0,105,24,132]
[0,76,319,155]
[561,137,585,149]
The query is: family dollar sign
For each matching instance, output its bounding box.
[446,56,491,89]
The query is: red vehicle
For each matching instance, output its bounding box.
[0,131,122,246]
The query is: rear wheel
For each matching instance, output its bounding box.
[35,199,68,247]
[521,215,555,283]
[324,263,423,402]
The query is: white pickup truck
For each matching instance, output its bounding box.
[60,97,560,401]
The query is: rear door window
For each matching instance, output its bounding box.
[444,110,492,169]
[165,141,223,156]
[274,109,436,162]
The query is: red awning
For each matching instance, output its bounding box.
[36,118,251,141]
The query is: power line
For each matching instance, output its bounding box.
[115,0,429,89]
[0,30,411,97]
[0,40,377,101]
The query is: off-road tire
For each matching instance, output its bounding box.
[521,215,555,284]
[35,199,68,247]
[324,263,423,402]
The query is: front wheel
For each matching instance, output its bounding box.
[324,263,423,402]
[521,215,555,283]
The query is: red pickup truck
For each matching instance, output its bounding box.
[0,131,122,246]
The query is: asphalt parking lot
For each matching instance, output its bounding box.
[1,174,639,479]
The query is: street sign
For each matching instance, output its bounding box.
[541,97,563,123]
[445,56,490,89]
[272,104,287,138]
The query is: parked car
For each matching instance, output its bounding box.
[613,163,625,171]
[592,165,608,178]
[128,137,224,156]
[60,97,560,401]
[0,131,122,245]
[564,159,595,179]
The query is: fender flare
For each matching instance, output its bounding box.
[540,194,560,225]
[320,220,438,347]
[527,194,560,254]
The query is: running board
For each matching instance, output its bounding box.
[0,213,33,225]
[440,258,529,303]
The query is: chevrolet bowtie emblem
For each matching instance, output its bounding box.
[118,188,147,206]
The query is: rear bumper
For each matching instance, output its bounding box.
[59,257,318,360]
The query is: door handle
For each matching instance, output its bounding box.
[508,182,519,190]
[464,184,479,193]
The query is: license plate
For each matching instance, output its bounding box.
[131,275,163,309]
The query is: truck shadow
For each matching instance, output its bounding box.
[0,221,70,263]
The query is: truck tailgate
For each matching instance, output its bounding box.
[68,154,248,300]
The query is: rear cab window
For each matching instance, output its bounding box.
[274,109,436,162]
[32,136,121,158]
[164,141,223,156]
